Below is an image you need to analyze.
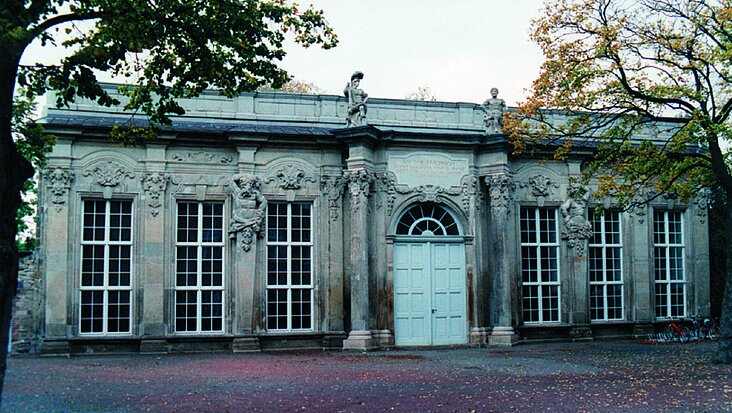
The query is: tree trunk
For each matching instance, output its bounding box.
[716,188,732,363]
[0,47,34,405]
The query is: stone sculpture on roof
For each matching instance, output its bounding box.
[344,71,368,127]
[482,87,506,134]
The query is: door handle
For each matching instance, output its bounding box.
[431,309,437,314]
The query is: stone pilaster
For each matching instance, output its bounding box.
[140,144,168,341]
[485,174,519,346]
[342,169,378,351]
[629,204,653,336]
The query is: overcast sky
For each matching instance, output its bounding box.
[21,0,546,107]
[281,0,545,105]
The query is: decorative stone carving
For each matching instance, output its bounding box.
[485,174,516,215]
[520,174,559,207]
[377,171,467,216]
[481,87,506,134]
[694,188,713,223]
[321,176,346,221]
[171,151,233,164]
[376,172,398,216]
[345,169,373,212]
[561,184,593,256]
[170,174,227,200]
[460,175,480,214]
[228,174,267,251]
[344,71,368,127]
[628,186,654,223]
[141,173,169,216]
[83,161,135,187]
[265,164,316,191]
[44,167,74,212]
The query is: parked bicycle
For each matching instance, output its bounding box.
[687,315,720,341]
[664,318,691,343]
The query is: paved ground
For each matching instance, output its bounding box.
[2,340,731,412]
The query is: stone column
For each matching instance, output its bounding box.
[342,169,378,350]
[691,189,712,317]
[561,184,594,340]
[321,174,347,348]
[485,174,519,346]
[629,199,653,336]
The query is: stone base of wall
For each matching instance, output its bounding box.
[11,254,42,355]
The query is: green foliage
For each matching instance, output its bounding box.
[11,0,337,140]
[507,0,732,205]
[13,91,56,251]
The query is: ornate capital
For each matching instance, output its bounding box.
[141,173,169,216]
[321,175,346,221]
[561,184,593,256]
[228,174,267,251]
[44,167,74,212]
[485,174,515,215]
[344,169,373,213]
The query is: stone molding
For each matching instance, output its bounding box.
[693,188,713,224]
[140,172,169,216]
[321,175,346,221]
[520,174,559,207]
[485,174,516,215]
[228,174,267,251]
[44,167,75,212]
[264,163,316,191]
[171,151,233,164]
[376,171,477,217]
[83,160,135,187]
[561,184,593,256]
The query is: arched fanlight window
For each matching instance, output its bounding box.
[395,203,460,236]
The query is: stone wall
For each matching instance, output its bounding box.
[11,254,42,354]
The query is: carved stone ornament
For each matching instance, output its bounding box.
[171,151,233,164]
[520,174,559,207]
[561,184,593,256]
[694,188,713,223]
[265,164,316,191]
[228,174,267,251]
[44,167,75,212]
[344,169,373,213]
[376,171,470,216]
[344,71,368,127]
[481,87,506,134]
[460,175,481,214]
[83,161,135,187]
[485,174,516,215]
[141,173,169,216]
[321,176,346,221]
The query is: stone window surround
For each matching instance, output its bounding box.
[265,201,315,333]
[173,201,226,334]
[653,209,687,319]
[77,197,135,337]
[588,210,625,322]
[519,206,562,325]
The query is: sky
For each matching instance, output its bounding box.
[21,0,547,107]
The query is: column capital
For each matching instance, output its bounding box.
[484,173,516,215]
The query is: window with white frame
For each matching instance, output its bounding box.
[520,207,560,323]
[175,202,225,333]
[589,210,624,321]
[653,210,685,318]
[266,202,313,331]
[80,199,133,334]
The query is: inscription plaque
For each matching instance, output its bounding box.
[388,153,469,188]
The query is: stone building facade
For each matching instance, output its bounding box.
[34,82,711,354]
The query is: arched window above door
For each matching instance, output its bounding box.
[395,203,460,236]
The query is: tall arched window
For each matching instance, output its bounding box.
[395,203,460,236]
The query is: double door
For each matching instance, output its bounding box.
[393,241,467,346]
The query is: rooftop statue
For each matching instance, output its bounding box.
[344,71,368,127]
[482,87,506,134]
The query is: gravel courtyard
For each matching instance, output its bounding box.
[2,340,730,412]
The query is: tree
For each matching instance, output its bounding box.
[506,0,732,361]
[259,78,322,94]
[405,85,437,101]
[0,0,337,400]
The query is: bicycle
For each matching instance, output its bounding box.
[664,318,691,343]
[696,316,721,341]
